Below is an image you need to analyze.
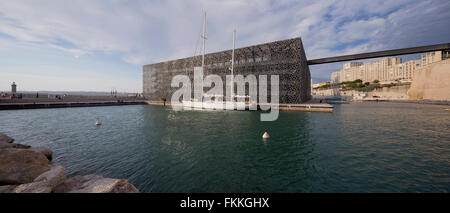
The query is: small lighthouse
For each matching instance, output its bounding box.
[11,82,17,94]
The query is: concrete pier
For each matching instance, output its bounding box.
[0,100,146,110]
[1,99,333,112]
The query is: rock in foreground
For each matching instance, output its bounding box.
[0,132,139,193]
[0,141,31,149]
[0,133,14,143]
[12,181,53,193]
[33,164,66,188]
[29,147,53,161]
[0,149,50,185]
[53,174,139,193]
[11,164,66,193]
[0,142,52,161]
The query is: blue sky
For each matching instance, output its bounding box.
[1,0,449,92]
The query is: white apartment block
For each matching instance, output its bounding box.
[330,51,449,83]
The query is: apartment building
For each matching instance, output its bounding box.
[330,51,447,83]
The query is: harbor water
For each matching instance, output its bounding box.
[0,102,449,192]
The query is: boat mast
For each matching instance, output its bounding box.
[231,29,236,100]
[201,12,206,68]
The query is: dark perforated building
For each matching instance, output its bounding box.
[143,37,311,104]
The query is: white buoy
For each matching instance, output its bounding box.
[262,131,270,139]
[95,120,102,126]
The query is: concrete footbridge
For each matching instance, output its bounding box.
[307,43,450,65]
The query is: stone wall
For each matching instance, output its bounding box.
[143,37,311,104]
[408,59,450,101]
[344,85,410,100]
[313,85,411,100]
[312,89,334,96]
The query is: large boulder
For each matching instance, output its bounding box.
[12,181,53,193]
[0,143,51,160]
[0,133,14,143]
[53,174,102,193]
[34,164,66,188]
[0,149,50,185]
[0,141,31,149]
[1,164,66,193]
[53,174,139,193]
[29,147,53,161]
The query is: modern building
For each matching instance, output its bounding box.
[143,37,312,104]
[330,50,449,83]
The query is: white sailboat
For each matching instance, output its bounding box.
[183,12,256,110]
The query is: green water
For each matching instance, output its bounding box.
[0,102,449,192]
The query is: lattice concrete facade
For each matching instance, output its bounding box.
[143,37,311,104]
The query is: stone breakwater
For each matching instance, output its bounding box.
[0,133,139,193]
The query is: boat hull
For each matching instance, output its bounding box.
[182,101,256,110]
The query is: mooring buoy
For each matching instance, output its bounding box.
[262,131,270,139]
